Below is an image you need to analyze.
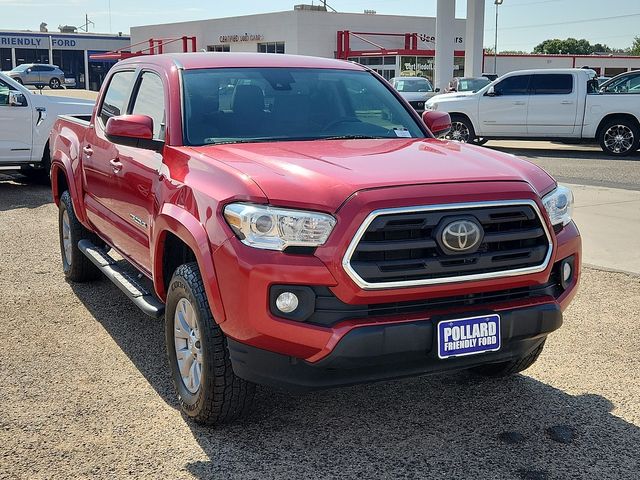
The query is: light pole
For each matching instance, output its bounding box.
[494,0,504,75]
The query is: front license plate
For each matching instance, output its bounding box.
[437,314,501,359]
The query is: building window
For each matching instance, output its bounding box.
[1,48,12,71]
[207,44,230,52]
[15,48,49,65]
[257,42,285,54]
[52,50,84,89]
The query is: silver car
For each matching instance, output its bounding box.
[5,63,66,89]
[390,76,439,114]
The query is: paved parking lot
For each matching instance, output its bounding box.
[1,165,639,478]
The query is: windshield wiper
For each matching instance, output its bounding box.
[320,135,386,140]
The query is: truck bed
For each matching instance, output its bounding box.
[57,114,92,125]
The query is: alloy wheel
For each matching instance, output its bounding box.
[62,209,72,266]
[604,124,634,154]
[447,121,471,143]
[173,297,203,394]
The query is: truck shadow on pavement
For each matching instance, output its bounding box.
[0,175,52,212]
[71,279,640,480]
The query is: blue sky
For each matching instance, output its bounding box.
[1,0,639,52]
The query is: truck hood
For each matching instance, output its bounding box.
[33,94,95,112]
[190,138,555,212]
[398,91,438,102]
[428,91,477,103]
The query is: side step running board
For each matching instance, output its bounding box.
[78,239,165,318]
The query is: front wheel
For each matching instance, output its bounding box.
[598,119,640,156]
[470,340,546,377]
[445,115,476,144]
[49,78,61,89]
[166,263,255,425]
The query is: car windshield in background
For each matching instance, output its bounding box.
[457,78,491,92]
[392,78,433,93]
[182,68,426,146]
[11,64,30,72]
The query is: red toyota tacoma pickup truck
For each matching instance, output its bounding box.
[50,53,580,425]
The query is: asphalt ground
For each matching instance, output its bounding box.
[1,178,639,479]
[488,140,640,191]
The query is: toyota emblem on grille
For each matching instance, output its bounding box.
[441,219,483,252]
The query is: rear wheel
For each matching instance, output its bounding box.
[471,340,546,377]
[446,115,476,144]
[49,77,61,89]
[58,191,101,282]
[598,118,640,156]
[166,262,255,425]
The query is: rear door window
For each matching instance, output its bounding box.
[494,75,531,95]
[531,74,573,95]
[99,70,135,125]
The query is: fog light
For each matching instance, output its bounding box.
[275,292,299,313]
[562,262,572,283]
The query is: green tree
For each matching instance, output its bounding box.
[533,38,611,55]
[630,36,640,56]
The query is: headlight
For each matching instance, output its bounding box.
[223,203,336,251]
[542,184,574,227]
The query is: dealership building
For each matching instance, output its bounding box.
[131,3,640,89]
[0,30,130,90]
[131,4,474,88]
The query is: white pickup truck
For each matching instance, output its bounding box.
[0,72,94,180]
[425,68,640,156]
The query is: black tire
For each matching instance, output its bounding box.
[598,118,640,156]
[58,191,101,282]
[22,143,51,185]
[166,262,255,425]
[446,114,476,144]
[473,137,489,146]
[14,77,23,85]
[49,78,61,89]
[470,340,546,377]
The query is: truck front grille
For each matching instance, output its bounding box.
[344,201,552,289]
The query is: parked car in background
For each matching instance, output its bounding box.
[50,53,580,425]
[425,68,640,156]
[446,77,491,93]
[390,76,438,113]
[5,63,66,89]
[0,72,94,180]
[599,70,640,93]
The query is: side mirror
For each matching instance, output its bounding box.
[422,111,451,138]
[485,86,496,96]
[105,114,161,151]
[435,87,441,93]
[9,91,27,107]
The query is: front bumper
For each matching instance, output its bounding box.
[228,302,561,390]
[213,184,580,362]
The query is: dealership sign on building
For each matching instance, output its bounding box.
[0,33,130,51]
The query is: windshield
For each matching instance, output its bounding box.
[392,78,433,93]
[12,64,30,72]
[457,78,491,92]
[182,68,425,146]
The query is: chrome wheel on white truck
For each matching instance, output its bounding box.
[599,120,639,156]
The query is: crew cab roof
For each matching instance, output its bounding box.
[117,52,365,71]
